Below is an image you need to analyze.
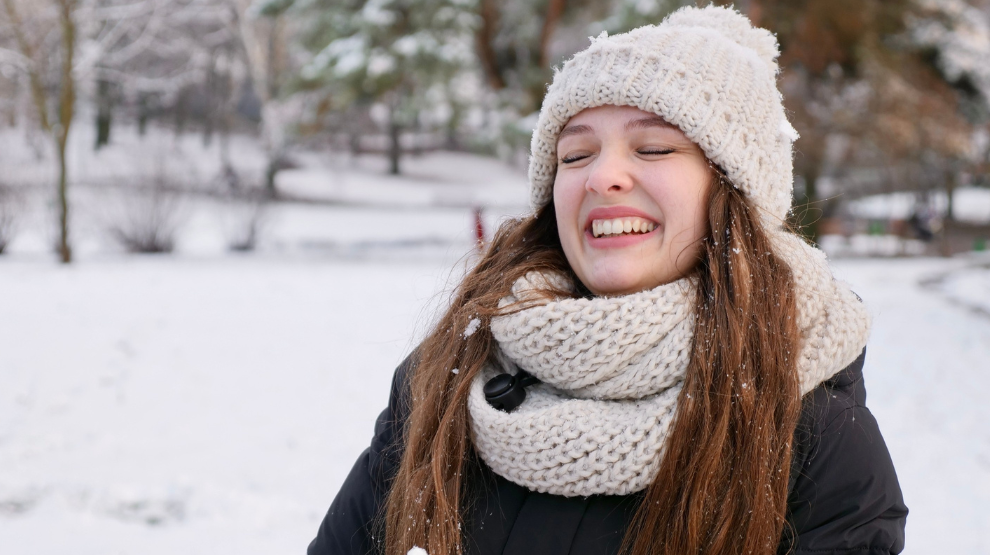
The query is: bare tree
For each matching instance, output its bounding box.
[231,0,293,195]
[1,0,78,262]
[0,0,189,262]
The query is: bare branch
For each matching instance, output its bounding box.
[1,0,53,133]
[0,45,30,68]
[84,0,160,22]
[95,0,165,66]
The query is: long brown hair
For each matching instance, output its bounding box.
[383,171,801,555]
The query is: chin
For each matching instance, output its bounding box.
[583,273,650,297]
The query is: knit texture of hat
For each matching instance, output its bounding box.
[528,5,800,223]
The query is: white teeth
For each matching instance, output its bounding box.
[590,217,658,238]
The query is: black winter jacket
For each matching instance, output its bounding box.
[309,348,907,555]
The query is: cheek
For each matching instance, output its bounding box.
[690,181,711,234]
[680,185,711,248]
[654,171,710,243]
[552,176,583,235]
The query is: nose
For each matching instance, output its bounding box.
[584,148,634,196]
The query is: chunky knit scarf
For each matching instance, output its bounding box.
[467,232,871,497]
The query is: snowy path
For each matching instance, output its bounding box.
[832,258,990,555]
[0,254,987,554]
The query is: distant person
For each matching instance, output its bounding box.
[309,6,907,555]
[908,204,936,242]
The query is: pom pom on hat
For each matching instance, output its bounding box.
[527,4,798,225]
[663,4,782,73]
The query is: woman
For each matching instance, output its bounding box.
[310,6,907,555]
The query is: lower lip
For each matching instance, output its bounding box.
[585,227,658,248]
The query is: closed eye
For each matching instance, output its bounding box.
[560,153,591,164]
[638,148,675,156]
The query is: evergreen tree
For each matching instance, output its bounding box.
[287,0,476,174]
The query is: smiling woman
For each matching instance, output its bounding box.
[554,105,712,294]
[308,5,907,555]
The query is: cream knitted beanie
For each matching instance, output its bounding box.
[528,4,799,223]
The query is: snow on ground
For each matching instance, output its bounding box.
[0,253,470,555]
[829,258,990,555]
[3,249,990,555]
[277,150,529,208]
[935,261,990,316]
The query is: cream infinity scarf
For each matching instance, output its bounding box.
[467,232,871,497]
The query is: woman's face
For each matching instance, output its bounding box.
[553,105,712,296]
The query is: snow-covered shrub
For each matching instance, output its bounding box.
[210,166,270,253]
[222,191,268,252]
[104,172,186,254]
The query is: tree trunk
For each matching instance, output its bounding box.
[944,169,956,223]
[537,0,567,68]
[216,61,235,183]
[262,19,281,197]
[1,0,76,262]
[56,0,76,264]
[793,164,821,245]
[388,106,401,175]
[525,0,568,111]
[731,0,763,26]
[388,120,401,175]
[474,0,506,91]
[265,157,279,197]
[174,88,188,136]
[218,100,232,176]
[445,103,461,151]
[138,93,149,137]
[95,79,112,149]
[203,58,217,147]
[95,109,111,148]
[56,134,71,263]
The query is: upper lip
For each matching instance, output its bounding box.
[585,206,659,232]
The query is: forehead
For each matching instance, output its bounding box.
[558,105,681,142]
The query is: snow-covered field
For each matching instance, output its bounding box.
[0,253,463,555]
[3,249,990,555]
[2,125,989,554]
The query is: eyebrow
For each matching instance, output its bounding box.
[557,124,592,141]
[625,116,677,131]
[557,116,677,143]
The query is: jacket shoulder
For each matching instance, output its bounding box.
[369,351,416,483]
[783,348,908,555]
[307,352,418,555]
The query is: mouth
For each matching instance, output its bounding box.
[590,217,657,238]
[587,216,657,238]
